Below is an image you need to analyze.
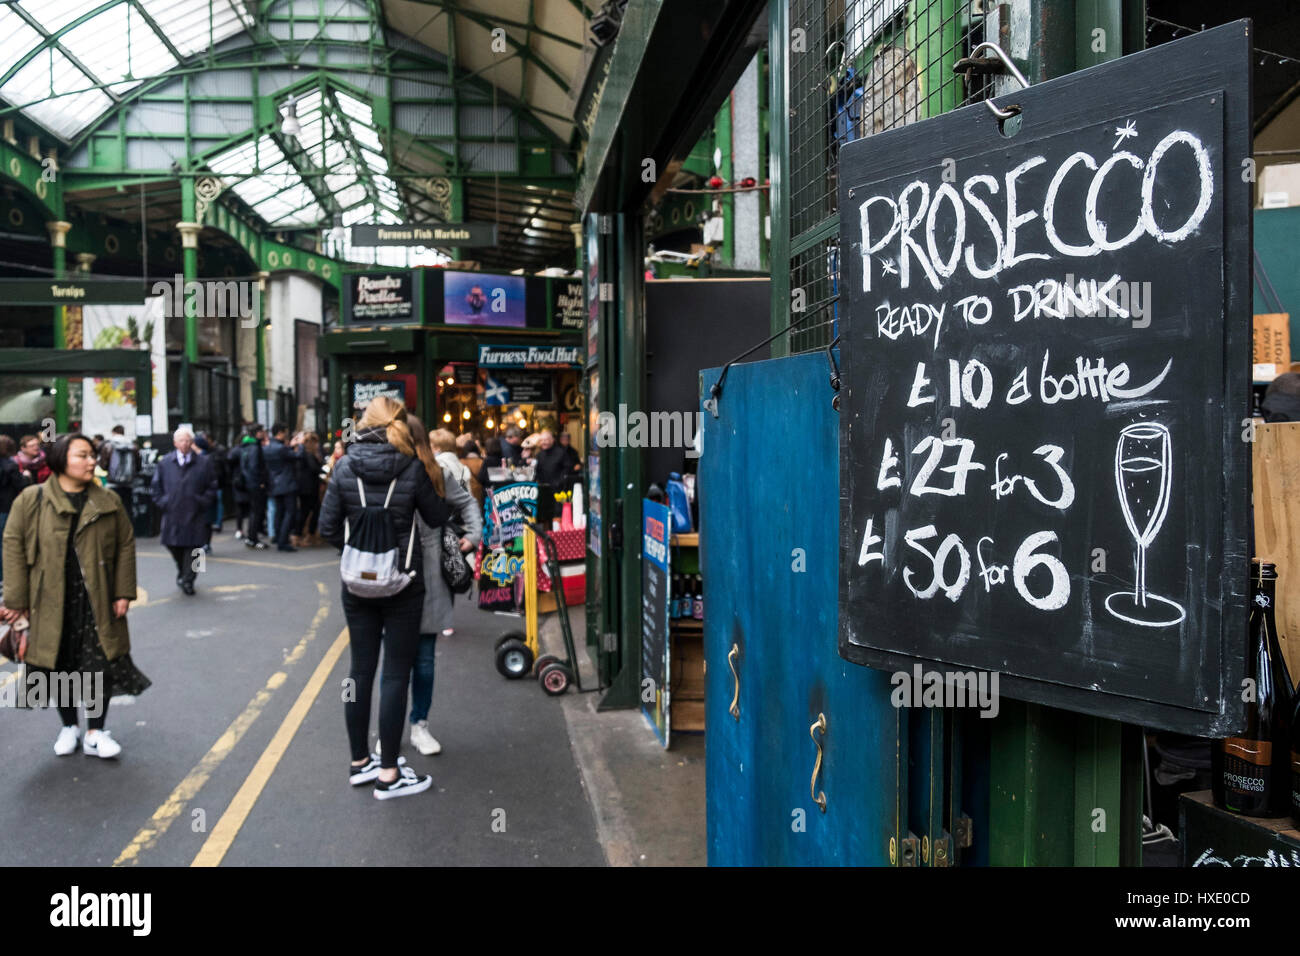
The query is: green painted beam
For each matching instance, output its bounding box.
[0,139,61,218]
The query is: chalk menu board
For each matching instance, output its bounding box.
[836,23,1252,735]
[642,498,671,746]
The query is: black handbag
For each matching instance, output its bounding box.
[440,525,474,594]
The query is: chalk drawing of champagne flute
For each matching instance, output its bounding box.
[1105,422,1186,627]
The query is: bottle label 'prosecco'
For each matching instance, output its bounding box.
[1221,738,1270,796]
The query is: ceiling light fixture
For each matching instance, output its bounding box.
[280,95,301,138]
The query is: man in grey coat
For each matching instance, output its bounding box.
[151,426,217,595]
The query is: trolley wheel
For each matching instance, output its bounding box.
[494,630,526,653]
[495,639,534,680]
[533,654,561,678]
[539,662,574,696]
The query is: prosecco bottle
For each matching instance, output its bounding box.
[1212,562,1294,816]
[1292,696,1300,827]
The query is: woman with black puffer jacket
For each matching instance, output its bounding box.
[317,396,451,800]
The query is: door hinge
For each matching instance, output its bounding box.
[897,831,920,868]
[954,814,973,849]
[931,831,953,867]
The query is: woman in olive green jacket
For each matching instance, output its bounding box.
[1,434,150,758]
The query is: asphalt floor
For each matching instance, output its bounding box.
[0,530,609,867]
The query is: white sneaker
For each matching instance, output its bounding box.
[410,720,442,755]
[83,729,121,759]
[54,725,80,756]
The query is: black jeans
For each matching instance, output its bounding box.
[297,492,318,536]
[246,490,266,542]
[340,584,424,768]
[273,493,296,548]
[168,545,198,586]
[58,698,108,732]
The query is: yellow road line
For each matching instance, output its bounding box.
[191,627,349,868]
[136,551,338,572]
[112,581,331,867]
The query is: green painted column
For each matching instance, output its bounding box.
[177,176,201,422]
[767,0,790,349]
[599,210,646,711]
[983,0,1145,868]
[716,95,734,267]
[256,271,269,405]
[46,220,72,431]
[448,178,465,264]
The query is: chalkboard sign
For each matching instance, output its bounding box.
[642,498,672,746]
[836,23,1252,735]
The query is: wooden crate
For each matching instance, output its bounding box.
[673,698,705,732]
[1180,790,1300,866]
[1252,421,1300,678]
[671,631,705,733]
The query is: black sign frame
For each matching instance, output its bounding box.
[835,22,1252,736]
[350,222,499,248]
[345,270,418,325]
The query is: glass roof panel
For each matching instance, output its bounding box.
[341,203,375,227]
[1,48,112,139]
[137,0,250,59]
[62,4,179,92]
[0,6,47,53]
[17,0,105,34]
[2,1,253,139]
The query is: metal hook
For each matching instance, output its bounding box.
[823,40,848,93]
[962,41,1030,122]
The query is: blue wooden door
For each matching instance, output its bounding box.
[701,353,901,865]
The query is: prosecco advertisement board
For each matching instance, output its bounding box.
[836,23,1252,735]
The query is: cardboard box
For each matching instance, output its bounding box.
[1259,162,1300,208]
[1253,313,1291,376]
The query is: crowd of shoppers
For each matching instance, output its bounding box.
[0,407,582,794]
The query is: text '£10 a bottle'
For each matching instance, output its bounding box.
[1212,562,1294,817]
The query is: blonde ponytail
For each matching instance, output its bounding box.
[357,394,416,458]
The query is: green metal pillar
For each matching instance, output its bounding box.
[599,210,646,711]
[767,0,790,349]
[46,220,72,431]
[178,177,201,422]
[984,0,1145,867]
[448,178,465,264]
[254,271,269,421]
[717,95,734,267]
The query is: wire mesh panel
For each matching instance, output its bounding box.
[786,0,993,353]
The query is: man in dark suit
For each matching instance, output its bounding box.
[239,424,269,549]
[262,422,303,552]
[150,426,218,595]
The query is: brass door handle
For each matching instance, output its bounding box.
[727,643,740,719]
[810,712,827,812]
